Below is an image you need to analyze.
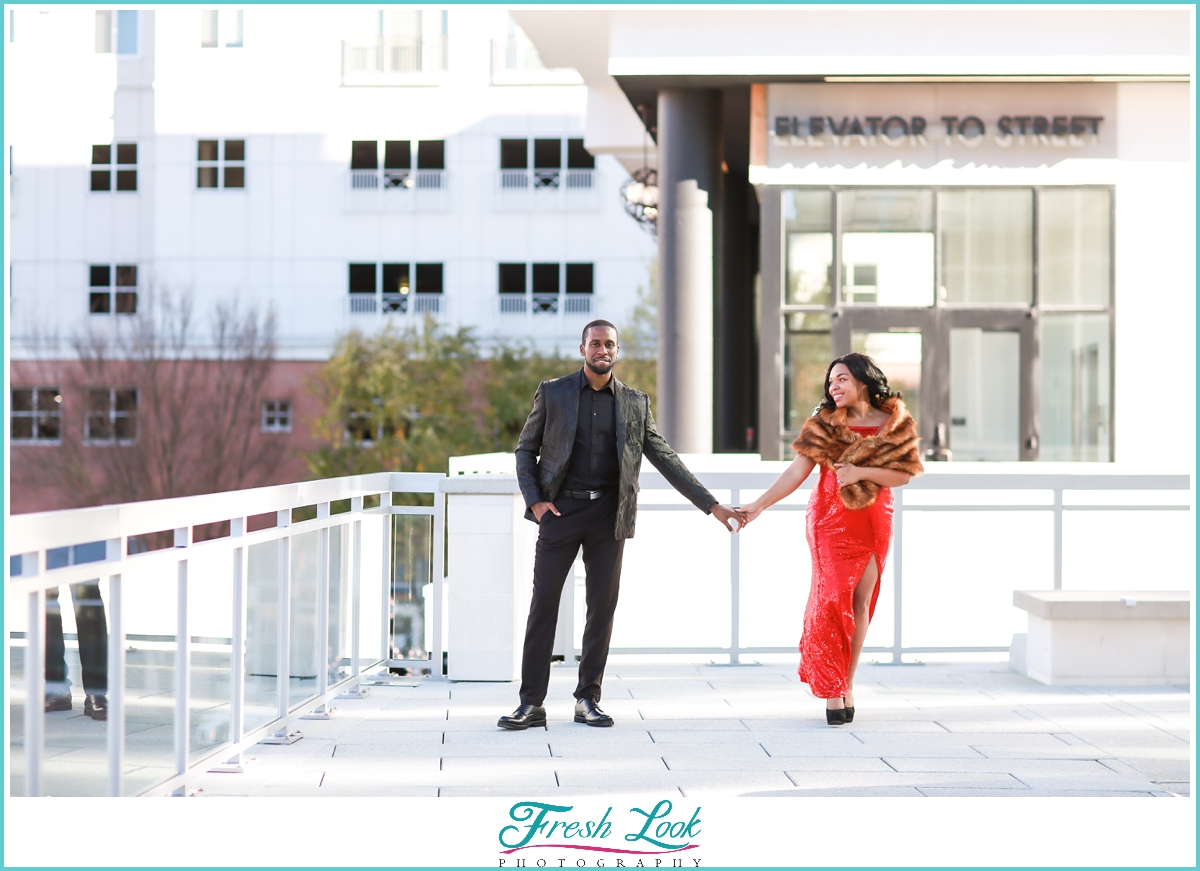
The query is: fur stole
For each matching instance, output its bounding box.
[791,397,924,510]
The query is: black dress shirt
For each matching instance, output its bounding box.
[563,380,619,491]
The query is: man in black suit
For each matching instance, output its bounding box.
[499,320,739,730]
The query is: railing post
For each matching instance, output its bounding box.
[262,510,300,743]
[1053,487,1064,590]
[172,558,189,795]
[430,485,446,679]
[729,486,741,665]
[215,518,248,771]
[25,588,45,797]
[339,514,368,698]
[305,503,333,719]
[891,494,904,665]
[106,573,124,796]
[380,492,393,665]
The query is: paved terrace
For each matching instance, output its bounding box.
[187,662,1191,798]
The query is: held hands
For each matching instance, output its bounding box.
[531,501,561,522]
[833,463,864,488]
[710,503,742,534]
[734,504,763,528]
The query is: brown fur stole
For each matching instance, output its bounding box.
[791,397,924,510]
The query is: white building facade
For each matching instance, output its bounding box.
[6,6,657,362]
[515,6,1195,462]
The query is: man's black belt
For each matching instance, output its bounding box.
[560,488,610,500]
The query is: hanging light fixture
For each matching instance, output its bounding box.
[620,104,659,235]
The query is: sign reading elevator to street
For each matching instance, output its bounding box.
[772,113,1104,148]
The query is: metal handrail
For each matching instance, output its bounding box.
[7,471,445,797]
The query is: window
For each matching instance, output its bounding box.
[500,139,527,170]
[564,263,594,314]
[565,263,593,295]
[384,140,411,187]
[498,263,526,295]
[262,400,291,433]
[533,139,561,187]
[89,264,137,314]
[532,263,559,313]
[197,139,245,188]
[350,263,442,314]
[499,262,593,315]
[349,263,376,295]
[85,388,138,443]
[95,11,112,53]
[12,387,62,443]
[777,185,1113,462]
[203,9,243,48]
[351,141,378,170]
[566,139,594,170]
[116,10,137,54]
[416,140,445,189]
[415,263,443,294]
[91,143,136,192]
[417,140,444,170]
[566,139,595,189]
[382,263,410,311]
[201,9,218,47]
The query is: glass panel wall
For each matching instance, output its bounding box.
[288,531,320,710]
[940,189,1033,304]
[784,190,833,305]
[244,540,280,732]
[391,514,433,662]
[1040,188,1111,306]
[1040,313,1111,461]
[950,329,1021,461]
[852,331,923,433]
[775,185,1113,462]
[839,189,934,306]
[783,312,831,432]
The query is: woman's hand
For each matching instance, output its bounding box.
[735,504,764,527]
[833,463,864,487]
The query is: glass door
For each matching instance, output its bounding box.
[937,311,1037,462]
[832,309,935,445]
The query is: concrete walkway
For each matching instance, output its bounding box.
[187,662,1191,798]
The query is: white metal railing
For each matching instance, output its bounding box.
[345,294,443,317]
[348,170,443,194]
[496,294,596,318]
[446,457,1192,664]
[490,36,545,74]
[7,473,444,797]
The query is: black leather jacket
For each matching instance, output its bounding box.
[515,369,715,539]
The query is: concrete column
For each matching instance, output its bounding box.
[442,475,536,681]
[657,88,721,452]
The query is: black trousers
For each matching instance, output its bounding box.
[45,582,108,696]
[519,491,625,706]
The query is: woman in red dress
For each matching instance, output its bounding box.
[737,354,922,724]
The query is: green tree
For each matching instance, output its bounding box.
[481,342,576,451]
[303,319,488,477]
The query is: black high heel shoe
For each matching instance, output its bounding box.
[843,696,855,724]
[825,704,846,726]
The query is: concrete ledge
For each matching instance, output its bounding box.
[1014,590,1190,620]
[440,474,522,496]
[1013,590,1191,687]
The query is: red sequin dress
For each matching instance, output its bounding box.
[798,425,894,699]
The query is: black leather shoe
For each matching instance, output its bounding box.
[84,695,108,721]
[843,696,855,724]
[574,698,614,727]
[44,695,72,713]
[825,704,846,726]
[498,704,546,731]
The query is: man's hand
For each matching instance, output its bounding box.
[710,503,741,533]
[531,501,561,522]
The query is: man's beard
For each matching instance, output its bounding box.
[585,358,614,375]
